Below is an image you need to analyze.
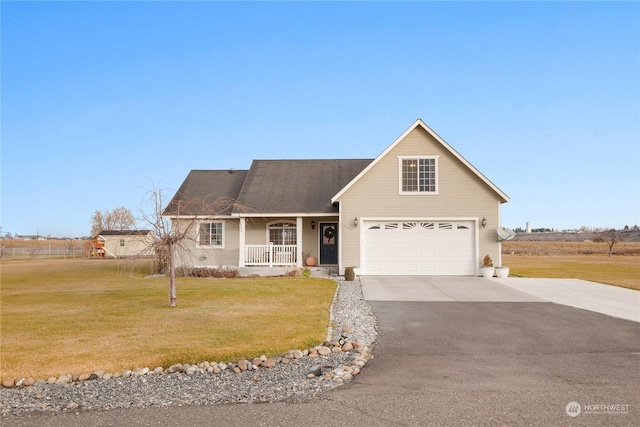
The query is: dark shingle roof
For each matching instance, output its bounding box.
[234,159,372,214]
[163,169,249,215]
[163,160,372,216]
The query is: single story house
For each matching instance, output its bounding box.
[164,119,509,276]
[91,230,154,258]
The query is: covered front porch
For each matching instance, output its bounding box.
[243,243,297,267]
[238,216,338,268]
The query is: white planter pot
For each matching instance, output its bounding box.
[480,267,495,278]
[495,267,510,278]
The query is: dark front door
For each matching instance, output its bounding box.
[320,223,338,265]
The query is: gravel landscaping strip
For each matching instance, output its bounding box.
[0,278,377,415]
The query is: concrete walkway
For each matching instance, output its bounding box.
[491,277,640,323]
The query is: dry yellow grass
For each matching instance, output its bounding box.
[0,259,336,381]
[503,254,640,291]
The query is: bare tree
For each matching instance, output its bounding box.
[593,229,624,257]
[139,186,243,307]
[26,239,41,260]
[91,207,136,236]
[65,239,80,258]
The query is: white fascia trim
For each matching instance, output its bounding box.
[422,122,510,203]
[361,216,479,222]
[163,214,235,220]
[331,120,422,203]
[237,213,339,218]
[331,119,510,203]
[165,213,338,219]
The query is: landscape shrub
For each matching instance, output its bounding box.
[176,267,239,278]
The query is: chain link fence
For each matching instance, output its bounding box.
[0,241,86,260]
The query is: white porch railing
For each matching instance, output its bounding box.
[244,244,297,266]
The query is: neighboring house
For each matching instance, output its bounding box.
[14,235,46,240]
[91,230,154,258]
[164,119,509,276]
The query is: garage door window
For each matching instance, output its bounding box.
[399,157,439,194]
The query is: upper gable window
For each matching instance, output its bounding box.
[399,156,439,194]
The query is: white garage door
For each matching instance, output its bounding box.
[362,220,476,275]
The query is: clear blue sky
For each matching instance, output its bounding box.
[2,1,638,237]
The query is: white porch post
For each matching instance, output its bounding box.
[296,216,303,267]
[238,217,246,267]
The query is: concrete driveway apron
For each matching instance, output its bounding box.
[360,275,545,302]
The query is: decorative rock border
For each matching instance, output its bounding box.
[1,338,372,390]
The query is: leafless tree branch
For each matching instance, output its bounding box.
[138,185,248,307]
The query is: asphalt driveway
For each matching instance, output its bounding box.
[330,299,640,425]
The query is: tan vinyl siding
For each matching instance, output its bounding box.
[174,219,240,268]
[336,126,503,272]
[244,218,272,245]
[102,234,154,258]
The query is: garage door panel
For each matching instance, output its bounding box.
[437,238,456,247]
[363,220,475,276]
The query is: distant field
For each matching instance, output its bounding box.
[503,254,640,291]
[503,240,640,256]
[0,259,336,381]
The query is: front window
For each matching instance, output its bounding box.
[400,157,438,194]
[268,222,297,245]
[198,222,224,247]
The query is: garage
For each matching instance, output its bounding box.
[362,220,476,275]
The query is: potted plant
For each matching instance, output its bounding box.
[304,251,317,267]
[480,255,495,278]
[495,265,510,278]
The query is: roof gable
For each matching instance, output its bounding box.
[331,119,509,203]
